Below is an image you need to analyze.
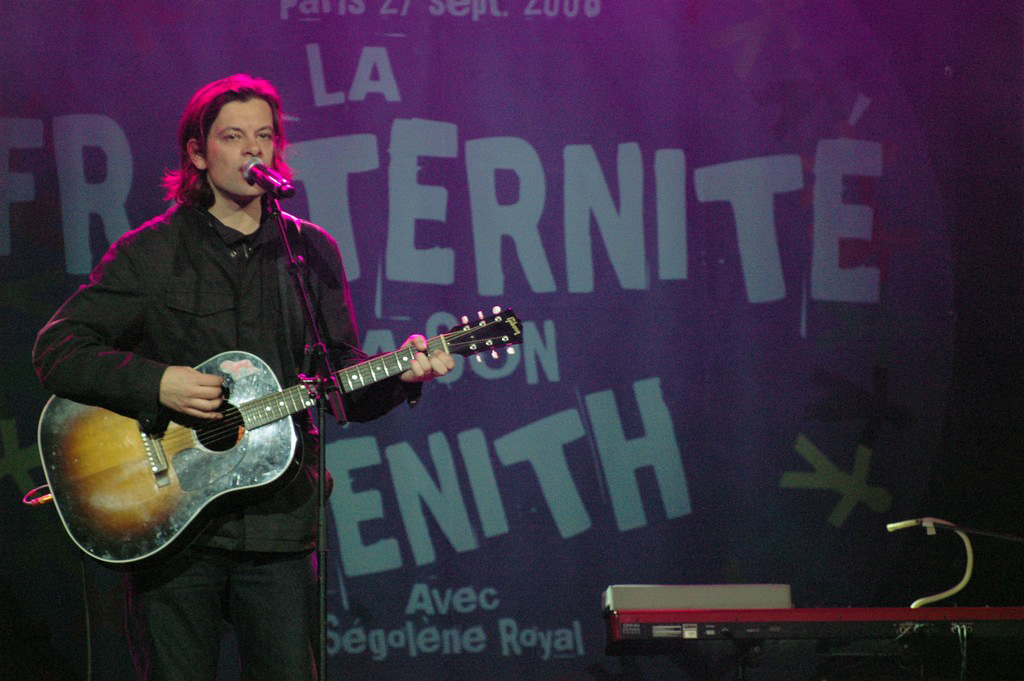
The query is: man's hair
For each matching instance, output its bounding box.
[162,74,293,207]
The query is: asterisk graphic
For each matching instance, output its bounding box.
[781,434,891,526]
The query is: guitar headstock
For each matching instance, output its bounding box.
[443,307,523,359]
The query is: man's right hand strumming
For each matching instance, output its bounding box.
[159,366,225,419]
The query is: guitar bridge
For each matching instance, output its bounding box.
[140,429,171,487]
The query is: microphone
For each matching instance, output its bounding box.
[243,158,296,199]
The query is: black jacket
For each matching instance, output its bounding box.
[33,203,416,553]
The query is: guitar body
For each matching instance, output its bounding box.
[37,351,297,565]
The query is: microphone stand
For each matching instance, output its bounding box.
[267,194,344,680]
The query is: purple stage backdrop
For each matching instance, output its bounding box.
[1,1,967,679]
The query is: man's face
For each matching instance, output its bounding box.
[188,98,276,209]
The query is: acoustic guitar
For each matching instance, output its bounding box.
[37,308,522,565]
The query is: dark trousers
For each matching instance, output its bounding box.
[126,547,317,681]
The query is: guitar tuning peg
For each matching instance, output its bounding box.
[507,346,516,355]
[477,310,485,320]
[491,349,499,359]
[475,355,483,363]
[461,316,469,325]
[492,305,501,314]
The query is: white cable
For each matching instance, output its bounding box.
[885,518,922,532]
[886,517,975,608]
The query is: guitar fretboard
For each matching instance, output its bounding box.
[240,383,315,430]
[336,337,447,393]
[238,336,448,429]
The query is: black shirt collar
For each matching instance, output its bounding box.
[200,205,275,250]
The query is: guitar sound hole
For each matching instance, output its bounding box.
[195,404,244,452]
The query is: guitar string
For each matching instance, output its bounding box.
[157,339,440,450]
[156,335,452,449]
[155,322,510,450]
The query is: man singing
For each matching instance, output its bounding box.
[33,73,454,681]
